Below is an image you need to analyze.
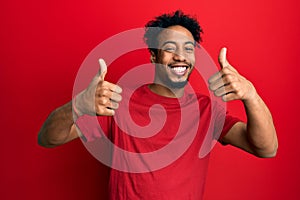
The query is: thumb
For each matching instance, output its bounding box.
[218,47,229,68]
[98,58,108,80]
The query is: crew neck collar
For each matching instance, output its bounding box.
[144,84,188,104]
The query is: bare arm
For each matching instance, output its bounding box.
[209,48,278,158]
[38,102,79,148]
[38,59,122,148]
[221,95,278,157]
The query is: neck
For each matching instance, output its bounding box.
[148,83,185,98]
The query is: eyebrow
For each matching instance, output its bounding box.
[161,41,195,47]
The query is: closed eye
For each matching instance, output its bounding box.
[185,47,194,53]
[164,47,176,52]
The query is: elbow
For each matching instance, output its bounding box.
[254,132,279,158]
[37,133,54,148]
[255,144,278,158]
[38,137,61,148]
[38,129,49,147]
[37,130,61,148]
[256,150,277,158]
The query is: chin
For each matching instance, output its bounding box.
[167,80,188,89]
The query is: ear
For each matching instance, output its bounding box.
[150,51,156,63]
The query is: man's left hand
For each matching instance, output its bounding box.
[208,47,257,102]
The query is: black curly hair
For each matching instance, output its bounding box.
[144,10,203,55]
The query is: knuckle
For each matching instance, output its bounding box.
[96,88,104,96]
[236,91,243,98]
[222,76,229,84]
[103,81,116,91]
[98,97,110,106]
[101,89,111,97]
[225,74,233,82]
[230,82,237,88]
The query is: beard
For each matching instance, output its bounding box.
[154,62,193,89]
[163,67,192,89]
[165,79,188,89]
[165,62,192,89]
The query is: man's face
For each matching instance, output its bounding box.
[153,25,196,89]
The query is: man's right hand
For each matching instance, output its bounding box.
[74,59,123,117]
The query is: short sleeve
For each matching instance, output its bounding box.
[219,114,242,140]
[212,100,242,142]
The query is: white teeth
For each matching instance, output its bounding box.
[171,67,186,73]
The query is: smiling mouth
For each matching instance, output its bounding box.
[168,64,190,76]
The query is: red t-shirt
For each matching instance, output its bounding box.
[76,84,240,200]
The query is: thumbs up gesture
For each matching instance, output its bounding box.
[208,47,256,102]
[74,59,123,116]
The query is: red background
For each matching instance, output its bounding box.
[1,0,299,199]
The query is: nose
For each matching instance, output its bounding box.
[173,51,186,62]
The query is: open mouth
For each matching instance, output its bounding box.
[168,64,189,76]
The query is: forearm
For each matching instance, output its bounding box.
[243,93,278,157]
[38,101,79,148]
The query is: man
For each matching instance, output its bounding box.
[38,10,278,199]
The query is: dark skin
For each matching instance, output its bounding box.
[38,25,278,158]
